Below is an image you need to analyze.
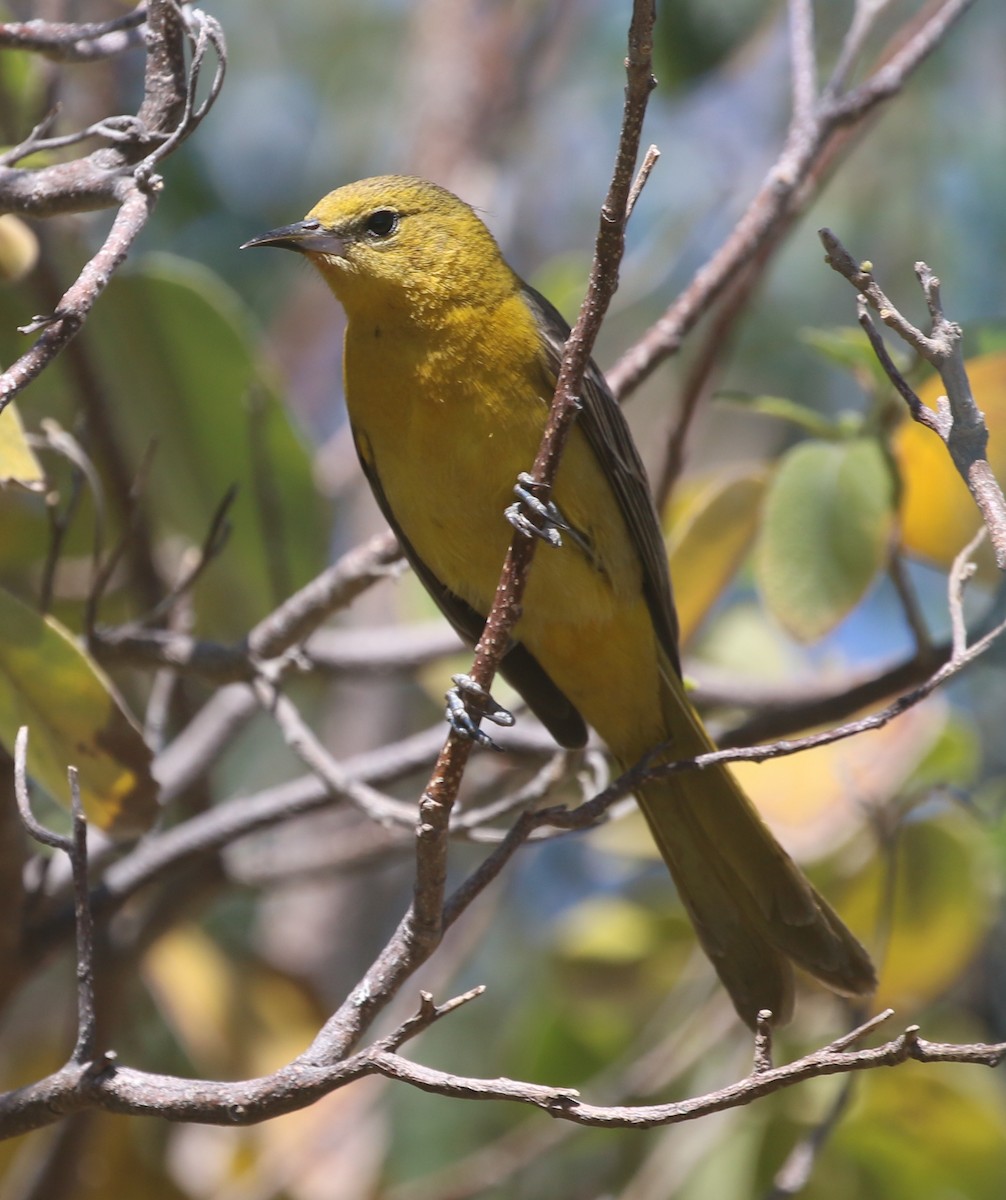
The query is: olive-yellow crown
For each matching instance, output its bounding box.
[260,175,521,322]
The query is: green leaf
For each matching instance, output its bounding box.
[83,254,328,634]
[831,1060,1006,1200]
[716,391,846,439]
[969,324,1006,356]
[0,586,157,836]
[844,815,994,1008]
[801,324,909,394]
[755,437,896,641]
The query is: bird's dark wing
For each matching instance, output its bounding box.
[353,439,589,749]
[521,283,681,674]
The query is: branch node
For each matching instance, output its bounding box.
[753,1009,774,1073]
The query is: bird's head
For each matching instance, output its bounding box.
[242,175,516,323]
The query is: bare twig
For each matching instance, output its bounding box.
[66,768,96,1066]
[3,1008,998,1137]
[949,528,986,659]
[2,996,1002,1141]
[0,3,227,414]
[608,0,977,401]
[0,9,149,62]
[138,484,236,627]
[625,143,660,220]
[90,529,404,678]
[821,227,1006,567]
[753,1009,775,1074]
[0,184,158,413]
[14,731,98,1068]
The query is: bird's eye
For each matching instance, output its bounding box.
[364,209,399,238]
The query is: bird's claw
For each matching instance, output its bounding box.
[445,673,515,751]
[505,471,568,548]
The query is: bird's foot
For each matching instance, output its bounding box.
[504,472,569,548]
[445,673,515,751]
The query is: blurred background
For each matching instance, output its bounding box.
[2,1,1006,1197]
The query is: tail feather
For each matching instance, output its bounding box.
[635,762,876,1027]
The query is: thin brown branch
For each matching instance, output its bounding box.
[91,529,404,678]
[753,1009,775,1074]
[66,768,96,1066]
[368,1020,1006,1128]
[9,995,998,1141]
[625,143,660,220]
[14,731,97,1068]
[787,0,818,125]
[0,184,157,413]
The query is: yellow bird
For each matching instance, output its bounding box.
[245,176,875,1026]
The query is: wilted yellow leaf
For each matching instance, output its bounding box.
[666,469,767,646]
[143,925,236,1070]
[0,587,157,836]
[144,923,322,1076]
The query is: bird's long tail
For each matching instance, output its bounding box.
[630,702,876,1027]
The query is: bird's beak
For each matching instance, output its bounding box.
[240,220,347,257]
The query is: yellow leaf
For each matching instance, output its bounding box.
[0,214,38,283]
[143,925,236,1069]
[601,699,945,866]
[144,923,322,1076]
[552,895,661,965]
[0,402,44,491]
[0,587,157,836]
[666,469,767,645]
[894,352,1006,571]
[733,700,947,861]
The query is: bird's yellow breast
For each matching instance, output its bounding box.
[343,296,642,629]
[342,288,668,758]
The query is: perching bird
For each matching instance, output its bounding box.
[244,175,876,1026]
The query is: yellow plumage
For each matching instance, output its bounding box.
[245,175,876,1025]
